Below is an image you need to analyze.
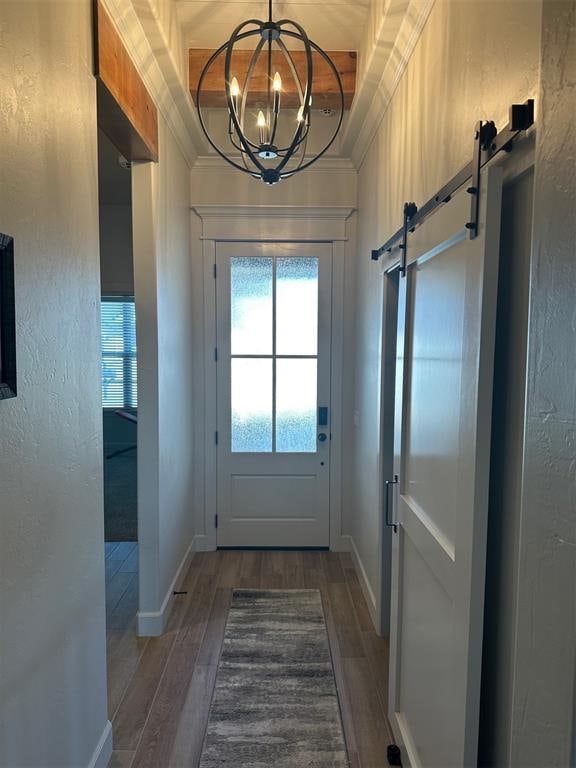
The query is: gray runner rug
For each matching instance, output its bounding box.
[199,589,349,767]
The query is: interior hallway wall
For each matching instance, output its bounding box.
[0,1,110,766]
[508,2,576,764]
[133,115,195,633]
[349,0,542,628]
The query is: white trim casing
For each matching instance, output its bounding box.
[203,239,218,552]
[137,539,195,636]
[194,205,355,554]
[86,721,113,768]
[193,206,356,243]
[330,241,346,552]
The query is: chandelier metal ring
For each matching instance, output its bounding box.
[196,0,345,185]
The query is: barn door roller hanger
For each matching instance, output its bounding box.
[371,99,535,268]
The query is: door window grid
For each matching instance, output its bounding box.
[230,256,318,453]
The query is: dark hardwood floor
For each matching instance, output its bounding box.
[106,549,392,768]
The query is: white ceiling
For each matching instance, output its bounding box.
[176,0,370,52]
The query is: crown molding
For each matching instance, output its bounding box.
[192,154,357,175]
[191,205,356,242]
[192,205,356,221]
[101,0,209,167]
[341,0,436,169]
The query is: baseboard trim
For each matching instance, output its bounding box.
[344,535,379,632]
[331,534,353,553]
[192,534,213,552]
[137,538,196,636]
[87,720,112,768]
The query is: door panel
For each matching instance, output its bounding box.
[216,242,332,548]
[388,167,503,767]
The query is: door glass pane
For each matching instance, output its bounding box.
[232,358,273,452]
[276,358,317,453]
[231,257,273,355]
[276,257,318,355]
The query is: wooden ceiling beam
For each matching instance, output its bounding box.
[189,49,357,110]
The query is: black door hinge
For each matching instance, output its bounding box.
[215,431,219,445]
[214,347,218,362]
[215,514,218,529]
[213,263,217,278]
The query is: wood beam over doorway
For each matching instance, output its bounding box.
[93,0,159,162]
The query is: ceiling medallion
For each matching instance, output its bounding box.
[196,0,344,185]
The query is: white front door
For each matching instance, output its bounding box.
[387,167,503,767]
[215,242,332,548]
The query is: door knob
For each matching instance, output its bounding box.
[317,433,327,442]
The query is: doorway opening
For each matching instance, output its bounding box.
[97,129,141,717]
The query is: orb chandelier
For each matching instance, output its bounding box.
[196,0,344,185]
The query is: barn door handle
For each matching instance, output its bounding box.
[385,475,399,533]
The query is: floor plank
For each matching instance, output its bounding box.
[109,750,135,768]
[106,542,121,560]
[238,550,263,588]
[322,550,347,583]
[107,571,136,617]
[169,663,219,768]
[216,550,242,588]
[341,656,394,767]
[261,549,285,588]
[342,557,374,633]
[326,581,366,659]
[119,546,139,573]
[112,631,178,750]
[195,588,231,667]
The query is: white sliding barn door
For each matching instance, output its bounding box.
[387,167,503,767]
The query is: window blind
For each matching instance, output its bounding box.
[101,298,137,408]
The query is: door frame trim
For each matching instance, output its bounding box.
[194,205,355,552]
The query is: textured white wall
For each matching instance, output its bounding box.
[0,1,110,766]
[349,0,542,621]
[133,115,195,624]
[190,161,357,209]
[509,2,576,764]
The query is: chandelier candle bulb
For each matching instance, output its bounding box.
[230,76,240,111]
[257,110,267,145]
[273,71,282,114]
